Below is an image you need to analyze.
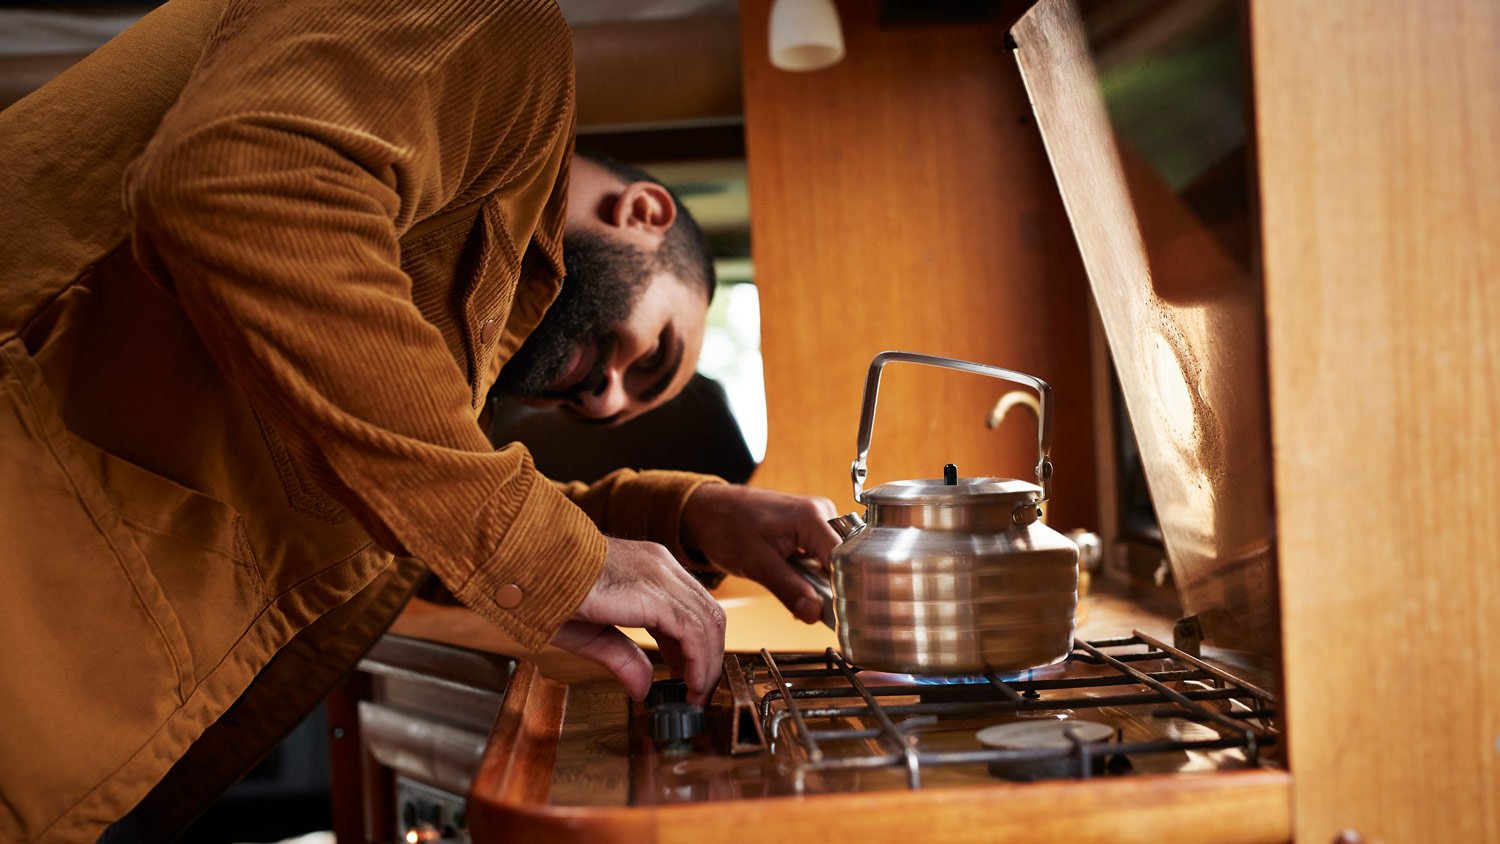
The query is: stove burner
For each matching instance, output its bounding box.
[975,718,1116,781]
[858,659,1072,687]
[858,671,991,686]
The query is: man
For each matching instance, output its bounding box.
[0,0,833,840]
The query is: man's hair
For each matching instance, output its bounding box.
[576,147,717,303]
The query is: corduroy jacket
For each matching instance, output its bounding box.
[0,0,717,839]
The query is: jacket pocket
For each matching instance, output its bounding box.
[0,340,202,837]
[254,408,350,525]
[403,200,519,408]
[461,199,521,406]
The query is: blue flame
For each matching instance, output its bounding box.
[859,663,1067,686]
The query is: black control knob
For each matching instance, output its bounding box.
[646,678,689,709]
[944,463,958,485]
[649,702,704,755]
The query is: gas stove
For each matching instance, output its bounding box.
[627,632,1277,807]
[615,635,1272,809]
[334,598,1291,844]
[465,635,1282,842]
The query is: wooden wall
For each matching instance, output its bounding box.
[739,0,1098,529]
[1253,1,1500,840]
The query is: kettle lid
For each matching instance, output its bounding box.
[863,469,1040,505]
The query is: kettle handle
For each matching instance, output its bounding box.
[851,351,1054,503]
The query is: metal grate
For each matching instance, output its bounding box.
[750,631,1279,791]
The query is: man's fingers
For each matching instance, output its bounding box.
[812,496,839,521]
[647,589,724,706]
[550,621,653,701]
[662,563,727,703]
[654,632,687,679]
[740,538,823,625]
[577,537,725,706]
[648,581,729,707]
[796,497,843,562]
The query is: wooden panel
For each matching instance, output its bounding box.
[1008,0,1278,659]
[573,16,741,130]
[739,0,1098,530]
[327,676,375,844]
[1251,1,1500,841]
[652,773,1291,844]
[481,775,1294,844]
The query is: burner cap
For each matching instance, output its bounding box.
[976,719,1114,750]
[976,719,1116,781]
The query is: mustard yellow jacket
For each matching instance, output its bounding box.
[0,0,715,839]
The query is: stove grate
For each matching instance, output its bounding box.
[749,630,1279,791]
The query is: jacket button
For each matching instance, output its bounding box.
[479,318,497,346]
[496,583,523,609]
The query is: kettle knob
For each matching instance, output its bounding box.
[943,463,958,485]
[1013,501,1041,526]
[828,512,866,540]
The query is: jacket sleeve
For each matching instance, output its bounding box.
[125,0,601,651]
[552,469,727,563]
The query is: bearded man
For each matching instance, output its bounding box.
[0,0,835,840]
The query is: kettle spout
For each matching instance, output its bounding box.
[828,512,867,540]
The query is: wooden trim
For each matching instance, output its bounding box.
[465,664,1291,843]
[1252,0,1500,840]
[574,123,746,164]
[467,662,567,813]
[327,676,369,844]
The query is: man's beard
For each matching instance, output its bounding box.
[494,230,651,402]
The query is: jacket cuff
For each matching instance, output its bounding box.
[454,474,607,652]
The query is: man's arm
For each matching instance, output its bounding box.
[552,468,725,561]
[680,484,842,624]
[556,470,843,625]
[126,0,596,651]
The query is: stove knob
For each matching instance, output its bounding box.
[646,678,689,709]
[649,702,704,755]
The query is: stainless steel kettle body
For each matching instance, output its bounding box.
[813,352,1080,675]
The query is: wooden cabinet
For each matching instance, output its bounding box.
[739,0,1099,531]
[743,0,1500,840]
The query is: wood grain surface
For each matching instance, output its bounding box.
[573,15,741,130]
[1252,1,1500,841]
[739,0,1099,531]
[1009,0,1279,660]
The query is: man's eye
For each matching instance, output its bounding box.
[641,344,666,371]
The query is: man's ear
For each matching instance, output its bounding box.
[611,181,677,240]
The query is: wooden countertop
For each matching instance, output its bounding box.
[387,574,1181,688]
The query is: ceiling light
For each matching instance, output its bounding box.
[769,0,845,72]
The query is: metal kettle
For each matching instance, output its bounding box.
[800,351,1080,675]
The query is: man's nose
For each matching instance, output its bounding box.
[575,369,632,419]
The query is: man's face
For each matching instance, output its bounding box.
[495,230,707,424]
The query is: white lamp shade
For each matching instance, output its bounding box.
[769,0,845,72]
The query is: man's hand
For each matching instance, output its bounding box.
[680,484,841,625]
[548,537,726,705]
